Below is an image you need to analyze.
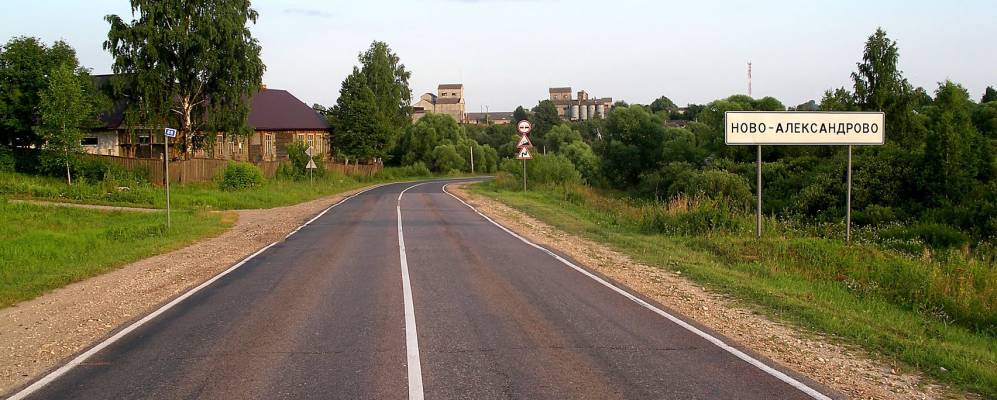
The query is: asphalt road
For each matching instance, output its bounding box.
[11,179,838,400]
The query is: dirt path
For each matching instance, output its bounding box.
[7,199,161,213]
[449,184,975,400]
[0,185,378,395]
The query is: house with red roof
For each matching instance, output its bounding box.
[88,77,330,162]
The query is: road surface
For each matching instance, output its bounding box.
[10,179,837,400]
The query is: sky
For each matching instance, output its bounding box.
[1,0,995,112]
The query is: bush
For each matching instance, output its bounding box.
[881,223,971,250]
[638,195,747,235]
[373,162,432,180]
[853,204,899,226]
[431,144,465,172]
[278,141,324,180]
[0,146,14,172]
[499,154,581,189]
[219,162,264,191]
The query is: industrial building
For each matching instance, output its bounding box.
[548,87,613,121]
[412,84,466,123]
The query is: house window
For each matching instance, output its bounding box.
[264,133,275,159]
[138,135,150,144]
[81,137,98,146]
[441,93,447,97]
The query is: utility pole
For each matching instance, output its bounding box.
[470,146,474,174]
[748,61,753,97]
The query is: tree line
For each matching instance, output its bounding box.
[483,28,996,246]
[2,0,994,248]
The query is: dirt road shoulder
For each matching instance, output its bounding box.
[449,183,973,400]
[0,185,378,395]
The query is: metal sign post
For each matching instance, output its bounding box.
[305,146,317,186]
[724,111,884,241]
[846,145,853,243]
[515,120,533,191]
[163,127,177,230]
[470,146,474,174]
[756,145,762,239]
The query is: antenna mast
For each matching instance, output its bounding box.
[748,61,752,97]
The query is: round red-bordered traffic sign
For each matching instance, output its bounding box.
[516,120,532,136]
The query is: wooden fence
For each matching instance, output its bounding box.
[83,154,382,185]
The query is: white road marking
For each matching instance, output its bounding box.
[397,183,428,400]
[6,184,385,400]
[442,184,833,400]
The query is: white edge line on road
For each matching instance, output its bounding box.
[397,183,427,400]
[442,184,833,400]
[6,184,386,400]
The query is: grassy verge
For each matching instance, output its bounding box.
[0,169,436,210]
[0,199,232,307]
[470,182,996,397]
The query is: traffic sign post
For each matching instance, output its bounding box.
[163,127,177,230]
[515,120,533,191]
[305,146,316,186]
[724,111,885,242]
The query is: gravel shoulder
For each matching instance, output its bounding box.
[449,184,977,400]
[0,184,377,395]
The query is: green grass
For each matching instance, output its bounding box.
[0,199,232,307]
[471,182,997,398]
[0,168,436,211]
[0,167,469,308]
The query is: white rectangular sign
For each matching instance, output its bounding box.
[725,111,884,145]
[164,127,177,138]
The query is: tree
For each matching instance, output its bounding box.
[394,112,464,166]
[561,140,600,184]
[982,86,997,104]
[544,124,582,153]
[650,96,678,113]
[358,41,411,135]
[819,88,857,111]
[973,101,997,139]
[792,100,819,111]
[922,81,988,201]
[850,28,918,142]
[512,106,529,124]
[431,144,464,172]
[596,105,666,188]
[329,69,385,161]
[0,37,81,147]
[530,100,560,142]
[104,0,265,158]
[35,64,93,184]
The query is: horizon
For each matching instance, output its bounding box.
[1,0,994,111]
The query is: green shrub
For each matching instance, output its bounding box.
[881,223,971,250]
[431,144,465,172]
[792,173,842,218]
[0,146,14,172]
[499,154,581,190]
[219,162,264,191]
[373,162,432,180]
[853,204,899,226]
[278,141,324,180]
[637,195,747,235]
